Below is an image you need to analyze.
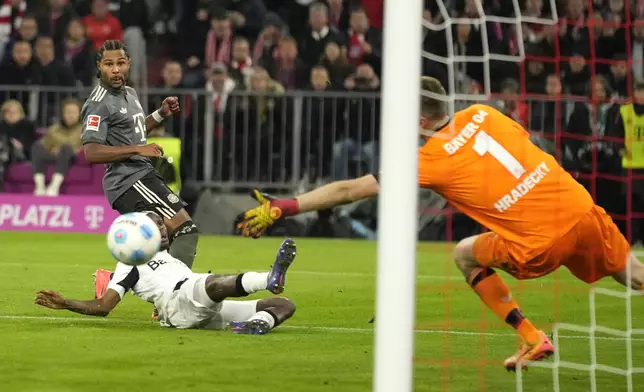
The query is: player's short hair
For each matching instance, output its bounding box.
[143,211,162,223]
[420,76,447,118]
[95,40,129,78]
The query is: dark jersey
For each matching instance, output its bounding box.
[80,83,155,206]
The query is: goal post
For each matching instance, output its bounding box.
[372,0,423,391]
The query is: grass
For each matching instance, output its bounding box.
[0,232,642,392]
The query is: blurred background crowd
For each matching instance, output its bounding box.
[2,0,644,243]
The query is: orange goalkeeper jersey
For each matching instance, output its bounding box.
[418,104,594,262]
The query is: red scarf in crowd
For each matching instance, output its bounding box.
[347,31,365,66]
[205,29,232,66]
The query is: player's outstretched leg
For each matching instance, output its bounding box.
[612,253,644,290]
[203,238,297,334]
[230,297,296,335]
[454,236,554,371]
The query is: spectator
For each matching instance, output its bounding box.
[524,44,548,94]
[454,22,484,92]
[83,0,123,50]
[216,0,267,39]
[344,6,381,73]
[528,74,568,155]
[493,78,529,127]
[359,0,383,30]
[252,12,284,64]
[566,75,619,174]
[57,18,94,86]
[204,8,233,70]
[35,36,74,87]
[522,0,549,44]
[319,41,353,89]
[562,53,590,96]
[0,99,36,162]
[631,18,644,82]
[35,0,76,45]
[119,0,149,87]
[0,41,42,112]
[207,62,237,115]
[228,36,253,86]
[0,0,26,61]
[333,63,379,180]
[35,35,76,123]
[181,0,211,83]
[327,0,350,31]
[609,81,644,243]
[31,98,81,196]
[3,14,38,63]
[298,2,344,68]
[608,53,629,98]
[608,0,626,21]
[204,62,237,181]
[238,66,286,181]
[262,36,308,90]
[301,65,340,181]
[152,61,186,137]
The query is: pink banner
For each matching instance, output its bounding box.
[0,194,119,233]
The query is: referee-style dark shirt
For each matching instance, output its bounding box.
[81,82,155,206]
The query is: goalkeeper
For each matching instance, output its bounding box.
[238,76,644,371]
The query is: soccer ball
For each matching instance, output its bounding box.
[107,213,162,265]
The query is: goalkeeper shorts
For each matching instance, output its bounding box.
[473,205,629,283]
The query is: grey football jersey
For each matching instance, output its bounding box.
[81,83,155,205]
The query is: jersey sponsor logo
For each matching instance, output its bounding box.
[146,259,168,271]
[86,115,101,131]
[120,107,127,114]
[443,109,489,155]
[167,193,180,204]
[493,161,550,212]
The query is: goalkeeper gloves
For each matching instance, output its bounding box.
[237,189,300,238]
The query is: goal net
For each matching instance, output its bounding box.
[415,0,644,391]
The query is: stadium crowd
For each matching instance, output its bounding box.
[1,0,644,241]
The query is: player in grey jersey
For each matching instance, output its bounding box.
[81,40,199,278]
[35,212,297,334]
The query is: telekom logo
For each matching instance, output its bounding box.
[84,206,105,229]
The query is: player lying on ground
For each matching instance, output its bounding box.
[80,40,199,272]
[36,212,296,334]
[238,76,644,369]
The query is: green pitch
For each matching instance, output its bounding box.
[0,232,642,392]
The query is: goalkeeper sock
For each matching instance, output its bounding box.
[468,267,541,345]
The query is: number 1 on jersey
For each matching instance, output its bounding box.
[472,131,526,179]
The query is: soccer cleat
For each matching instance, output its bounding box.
[267,238,297,294]
[151,307,159,321]
[93,269,112,299]
[504,330,555,371]
[230,319,271,335]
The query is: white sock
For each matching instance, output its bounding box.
[240,272,269,294]
[248,311,276,329]
[34,173,45,195]
[46,173,64,196]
